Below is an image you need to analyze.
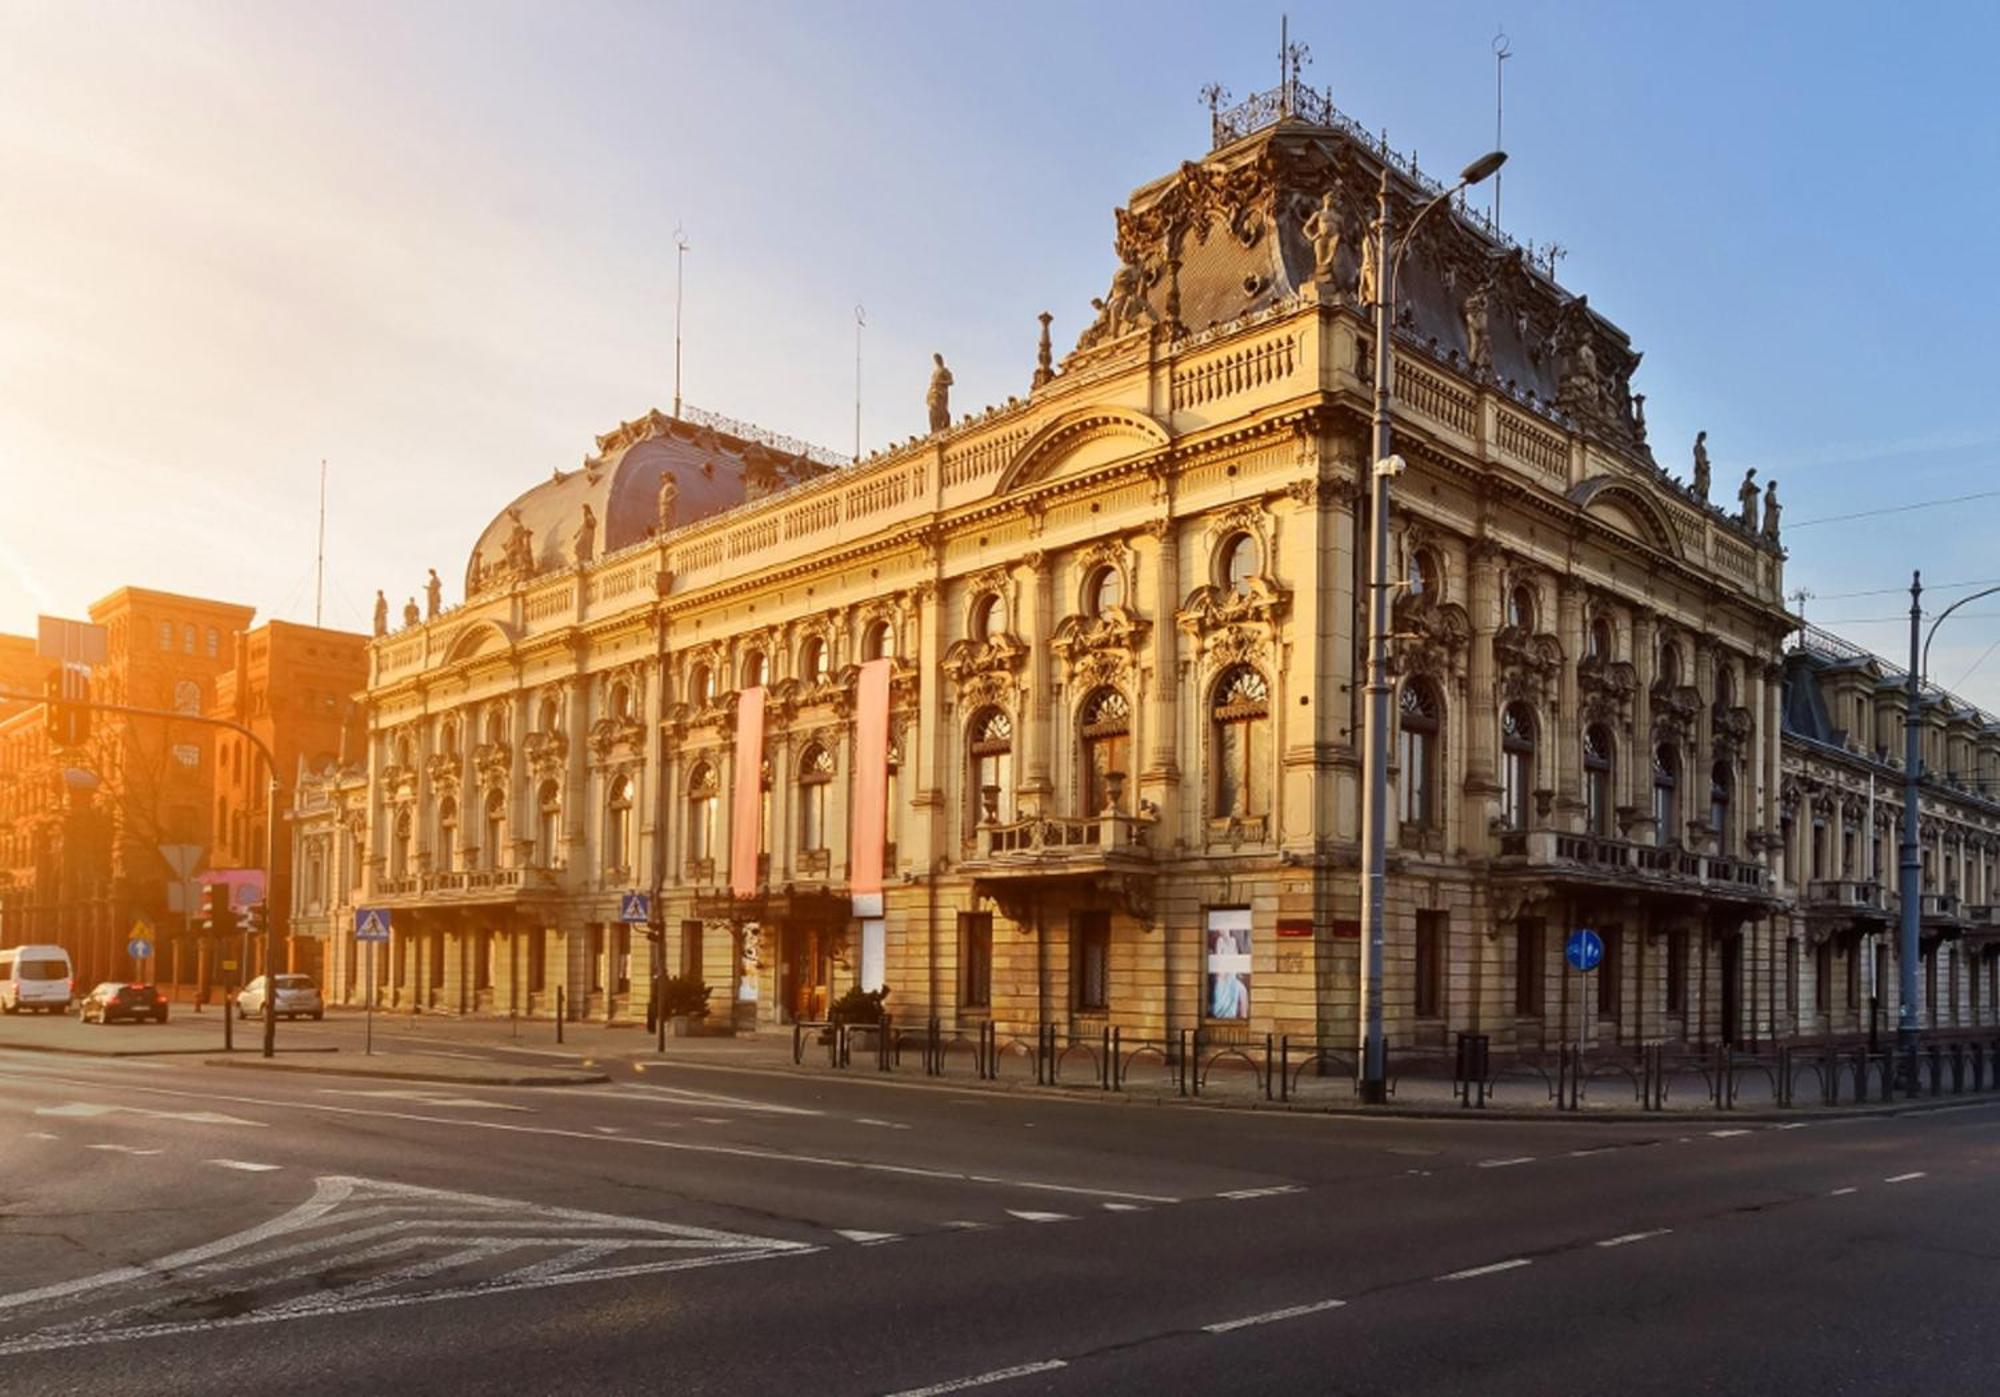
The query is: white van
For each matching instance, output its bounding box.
[0,944,75,1014]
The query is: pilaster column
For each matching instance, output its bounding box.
[1763,661,1783,883]
[1628,610,1656,840]
[1018,551,1054,816]
[1464,543,1502,846]
[1145,516,1181,786]
[1555,583,1584,829]
[913,580,945,870]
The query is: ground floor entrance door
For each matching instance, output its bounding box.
[779,925,834,1023]
[1720,933,1742,1046]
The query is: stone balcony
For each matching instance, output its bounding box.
[962,811,1158,926]
[370,865,558,906]
[1494,828,1775,906]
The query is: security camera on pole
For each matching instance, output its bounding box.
[1357,149,1507,1104]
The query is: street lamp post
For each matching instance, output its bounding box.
[1359,151,1507,1104]
[1898,573,2000,1074]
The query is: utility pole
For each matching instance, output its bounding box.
[672,225,690,418]
[1899,572,1923,1074]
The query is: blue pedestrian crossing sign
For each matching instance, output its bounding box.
[619,890,652,925]
[354,907,392,943]
[127,937,153,960]
[1565,927,1604,973]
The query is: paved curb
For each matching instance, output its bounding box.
[615,1052,2000,1125]
[201,1056,608,1087]
[2,1039,340,1059]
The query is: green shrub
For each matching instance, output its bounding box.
[828,983,890,1026]
[657,975,712,1020]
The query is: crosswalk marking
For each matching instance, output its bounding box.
[1005,1210,1072,1223]
[206,1160,282,1173]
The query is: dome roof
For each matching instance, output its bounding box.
[465,410,836,597]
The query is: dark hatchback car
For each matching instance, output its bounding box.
[78,982,169,1025]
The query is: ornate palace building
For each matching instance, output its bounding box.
[1776,626,2000,1039]
[302,81,1804,1056]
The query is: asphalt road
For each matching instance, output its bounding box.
[2,1035,1996,1395]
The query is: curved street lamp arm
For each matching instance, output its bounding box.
[1921,584,2000,682]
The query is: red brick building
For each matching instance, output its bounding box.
[209,620,369,976]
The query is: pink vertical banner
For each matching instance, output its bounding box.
[850,658,892,900]
[730,686,765,899]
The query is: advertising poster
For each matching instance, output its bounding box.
[1205,907,1252,1020]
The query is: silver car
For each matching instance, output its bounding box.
[237,974,325,1021]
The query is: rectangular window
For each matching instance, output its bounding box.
[1845,944,1861,1012]
[1598,925,1622,1022]
[1814,942,1830,1021]
[614,925,632,994]
[1513,917,1544,1016]
[588,924,605,994]
[1414,911,1445,1019]
[474,931,492,992]
[1666,928,1688,1015]
[527,932,546,994]
[680,919,705,981]
[428,932,444,990]
[1204,907,1252,1021]
[1073,910,1110,1012]
[960,912,993,1010]
[1926,952,1938,1026]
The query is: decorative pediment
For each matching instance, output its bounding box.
[1051,607,1152,665]
[423,753,460,791]
[442,619,515,666]
[380,763,417,798]
[1395,600,1471,682]
[588,716,646,762]
[1569,476,1682,557]
[523,731,567,781]
[942,633,1030,684]
[1177,574,1289,635]
[1713,703,1754,757]
[996,406,1170,493]
[1651,681,1702,741]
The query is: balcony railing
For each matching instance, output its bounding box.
[1499,829,1768,895]
[1921,892,1962,920]
[1806,880,1887,912]
[972,812,1155,867]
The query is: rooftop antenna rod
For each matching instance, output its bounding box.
[672,224,690,417]
[853,304,866,464]
[1493,29,1511,229]
[314,459,326,628]
[1279,15,1287,109]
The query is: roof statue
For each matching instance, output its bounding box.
[1763,480,1782,542]
[372,590,388,639]
[425,568,442,620]
[657,470,679,533]
[1738,468,1759,528]
[574,503,597,566]
[1032,312,1055,391]
[402,597,420,630]
[1302,189,1347,288]
[927,354,954,435]
[1692,431,1711,501]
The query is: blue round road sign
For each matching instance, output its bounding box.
[127,937,154,960]
[1564,928,1604,973]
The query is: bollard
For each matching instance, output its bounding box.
[223,989,233,1052]
[555,985,565,1045]
[1278,1036,1290,1102]
[1111,1025,1123,1092]
[1263,1034,1274,1101]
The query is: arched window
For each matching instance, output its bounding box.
[1398,680,1442,830]
[1658,640,1681,689]
[686,664,713,707]
[205,627,220,658]
[798,743,834,852]
[392,809,413,879]
[970,593,1003,641]
[862,619,892,662]
[1654,744,1681,844]
[967,708,1014,835]
[885,726,903,858]
[1501,702,1537,829]
[741,650,767,689]
[1506,585,1536,632]
[484,789,508,870]
[1715,663,1736,711]
[485,708,505,746]
[1079,688,1132,815]
[604,774,633,872]
[800,635,829,683]
[1587,615,1612,662]
[396,736,413,770]
[1086,565,1123,616]
[609,682,632,722]
[536,780,562,868]
[1212,666,1272,821]
[182,623,196,655]
[1219,533,1260,597]
[1584,724,1615,837]
[441,718,459,755]
[437,796,458,874]
[159,620,174,651]
[1709,762,1733,854]
[1407,548,1439,601]
[687,763,719,869]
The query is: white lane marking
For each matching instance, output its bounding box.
[317,1089,529,1112]
[37,1103,265,1128]
[1829,1187,1859,1196]
[1006,1210,1073,1223]
[594,1126,623,1134]
[945,1221,988,1230]
[834,1229,900,1245]
[1477,1156,1535,1169]
[855,1117,912,1130]
[885,1360,1069,1396]
[1204,1298,1346,1333]
[1436,1258,1532,1282]
[1101,1202,1145,1212]
[1774,1122,1810,1130]
[1596,1228,1671,1248]
[4,1070,1182,1205]
[597,1083,823,1116]
[85,1144,162,1155]
[24,1132,58,1141]
[1217,1184,1303,1201]
[1885,1171,1926,1184]
[1567,1147,1614,1158]
[694,1117,729,1125]
[1709,1129,1751,1139]
[206,1160,282,1172]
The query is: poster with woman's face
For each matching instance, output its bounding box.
[1205,908,1252,1020]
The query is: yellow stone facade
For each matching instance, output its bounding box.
[299,98,1800,1058]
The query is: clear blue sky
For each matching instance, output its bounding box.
[3,1,1998,698]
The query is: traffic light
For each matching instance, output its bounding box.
[43,666,90,747]
[203,882,232,937]
[245,902,268,936]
